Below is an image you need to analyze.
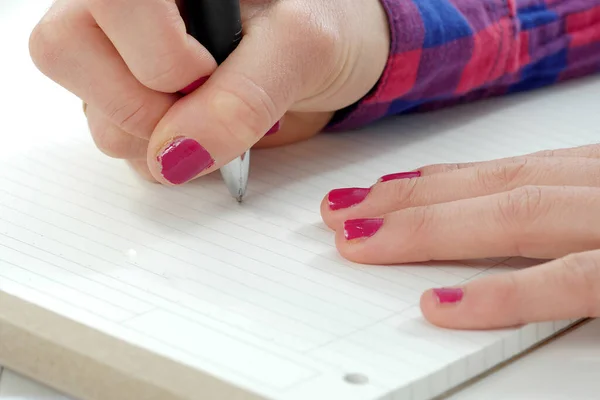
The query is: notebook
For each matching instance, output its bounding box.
[2,3,600,399]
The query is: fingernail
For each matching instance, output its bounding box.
[179,76,210,95]
[157,137,215,184]
[328,188,370,210]
[265,121,281,136]
[344,218,383,240]
[433,288,464,304]
[379,171,421,182]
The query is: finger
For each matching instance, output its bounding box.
[147,13,325,184]
[29,0,176,139]
[126,159,157,182]
[416,144,600,176]
[335,186,600,265]
[253,111,333,149]
[87,0,216,93]
[86,104,148,159]
[528,143,600,159]
[321,157,600,229]
[419,249,600,329]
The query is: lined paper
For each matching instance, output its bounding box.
[1,33,599,398]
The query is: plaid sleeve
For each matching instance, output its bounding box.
[326,0,600,131]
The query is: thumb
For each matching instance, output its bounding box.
[146,27,305,185]
[419,250,600,330]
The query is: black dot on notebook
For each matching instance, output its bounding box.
[343,373,369,385]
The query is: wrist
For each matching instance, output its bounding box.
[352,0,391,103]
[313,0,390,115]
[324,0,392,129]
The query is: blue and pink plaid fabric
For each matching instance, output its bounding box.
[327,0,600,131]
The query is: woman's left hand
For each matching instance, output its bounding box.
[321,143,600,330]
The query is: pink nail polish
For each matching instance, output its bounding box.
[328,188,370,210]
[433,288,464,304]
[344,218,383,240]
[265,121,281,136]
[380,171,422,182]
[179,76,210,95]
[157,137,215,184]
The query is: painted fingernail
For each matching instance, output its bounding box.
[328,188,370,210]
[433,288,464,304]
[179,76,210,95]
[379,171,422,182]
[344,218,383,240]
[157,137,215,184]
[265,121,281,136]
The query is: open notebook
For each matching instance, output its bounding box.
[1,5,600,398]
[1,75,599,400]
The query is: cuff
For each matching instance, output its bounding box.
[325,0,516,132]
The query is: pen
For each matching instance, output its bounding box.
[178,0,249,202]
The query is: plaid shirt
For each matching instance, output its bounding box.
[327,0,600,131]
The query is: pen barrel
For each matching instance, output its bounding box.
[179,0,242,65]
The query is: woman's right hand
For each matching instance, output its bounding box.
[29,0,390,184]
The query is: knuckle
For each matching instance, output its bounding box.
[495,186,546,254]
[406,205,435,256]
[588,144,600,158]
[209,74,278,145]
[419,162,478,175]
[29,16,69,78]
[273,4,340,79]
[577,144,600,159]
[90,122,142,159]
[87,0,116,9]
[498,185,545,226]
[103,98,150,135]
[134,57,182,91]
[559,252,600,317]
[476,159,528,192]
[420,163,462,174]
[91,129,125,158]
[532,149,558,157]
[277,5,340,53]
[385,178,421,209]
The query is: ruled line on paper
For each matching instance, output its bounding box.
[0,278,325,392]
[0,152,516,396]
[0,262,136,322]
[0,168,424,311]
[123,310,321,389]
[45,140,330,225]
[0,195,380,336]
[3,76,598,400]
[0,243,152,314]
[0,169,410,305]
[0,240,353,372]
[0,230,333,350]
[2,184,472,350]
[10,148,475,290]
[45,141,338,247]
[67,135,331,211]
[0,156,564,356]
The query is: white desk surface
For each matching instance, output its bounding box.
[3,319,599,399]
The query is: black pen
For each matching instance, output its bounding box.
[178,0,249,202]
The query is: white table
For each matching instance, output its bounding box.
[3,319,599,399]
[2,0,599,399]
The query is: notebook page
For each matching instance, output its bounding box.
[2,4,600,398]
[2,72,599,400]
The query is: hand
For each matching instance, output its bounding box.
[320,144,600,329]
[29,0,389,184]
